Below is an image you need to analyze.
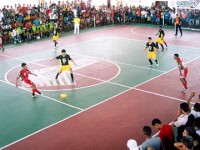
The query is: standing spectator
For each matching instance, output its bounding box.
[0,33,4,51]
[73,16,80,34]
[11,28,21,44]
[173,102,195,142]
[175,14,182,36]
[0,10,3,25]
[170,10,176,25]
[152,118,175,150]
[127,139,139,150]
[141,126,163,150]
[195,117,200,136]
[164,9,170,25]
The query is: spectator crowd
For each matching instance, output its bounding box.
[0,1,199,46]
[127,92,200,150]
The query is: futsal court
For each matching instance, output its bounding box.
[0,24,200,150]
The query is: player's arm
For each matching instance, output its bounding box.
[144,43,148,51]
[16,74,21,87]
[70,58,77,66]
[51,56,59,61]
[155,32,159,36]
[186,92,195,105]
[27,70,37,76]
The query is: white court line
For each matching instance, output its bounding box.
[70,52,166,73]
[134,88,195,104]
[130,27,200,49]
[131,26,200,43]
[1,52,200,149]
[0,79,83,111]
[3,55,121,91]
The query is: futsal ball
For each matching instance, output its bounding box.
[60,93,68,99]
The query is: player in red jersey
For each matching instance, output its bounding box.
[16,63,41,97]
[174,54,188,92]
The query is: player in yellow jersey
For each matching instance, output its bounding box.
[144,37,159,67]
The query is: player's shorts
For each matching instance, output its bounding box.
[52,35,58,41]
[182,68,188,78]
[23,79,35,87]
[147,51,156,60]
[60,65,71,72]
[156,38,164,44]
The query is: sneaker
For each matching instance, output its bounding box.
[156,63,159,67]
[174,34,177,36]
[161,48,164,52]
[182,88,188,92]
[32,93,36,97]
[149,64,153,67]
[71,80,77,85]
[2,48,4,51]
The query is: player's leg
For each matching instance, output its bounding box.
[179,25,183,36]
[69,68,75,83]
[152,52,159,66]
[147,52,153,66]
[163,39,168,48]
[160,43,164,51]
[32,83,41,96]
[55,69,62,79]
[175,25,178,36]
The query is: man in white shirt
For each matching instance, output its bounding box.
[12,29,22,44]
[0,10,4,25]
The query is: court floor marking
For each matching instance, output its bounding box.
[130,28,200,49]
[0,53,192,104]
[2,52,200,149]
[131,26,200,43]
[0,79,83,111]
[4,57,122,91]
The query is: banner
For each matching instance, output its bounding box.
[177,0,200,8]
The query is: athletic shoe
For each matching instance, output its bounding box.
[32,93,36,97]
[156,63,159,67]
[71,80,77,85]
[174,34,177,36]
[2,48,4,51]
[161,48,164,52]
[149,64,153,67]
[182,88,188,92]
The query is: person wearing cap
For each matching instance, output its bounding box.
[73,16,80,34]
[141,126,163,150]
[127,139,139,150]
[51,49,77,83]
[144,37,159,67]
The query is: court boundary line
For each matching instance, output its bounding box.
[130,27,200,49]
[0,79,83,111]
[1,25,200,149]
[2,52,200,149]
[2,52,189,103]
[4,57,121,91]
[130,26,200,43]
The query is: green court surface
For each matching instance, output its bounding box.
[0,25,200,148]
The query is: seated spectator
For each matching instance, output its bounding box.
[173,102,195,141]
[174,127,200,150]
[152,118,175,150]
[11,28,21,44]
[141,126,162,150]
[195,117,200,136]
[127,139,139,150]
[181,136,194,150]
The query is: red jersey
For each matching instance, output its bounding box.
[177,58,186,70]
[19,69,30,81]
[18,69,34,85]
[158,125,175,149]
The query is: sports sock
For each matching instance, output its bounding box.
[183,83,188,89]
[148,59,153,65]
[55,73,60,79]
[164,41,167,47]
[155,60,158,64]
[70,73,74,82]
